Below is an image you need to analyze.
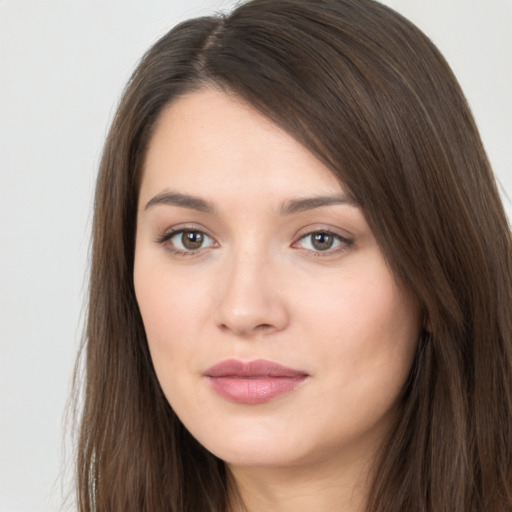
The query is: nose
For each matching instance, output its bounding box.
[214,249,290,337]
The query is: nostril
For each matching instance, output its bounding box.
[214,285,290,336]
[217,322,277,336]
[255,323,273,332]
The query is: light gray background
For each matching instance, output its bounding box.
[1,1,511,511]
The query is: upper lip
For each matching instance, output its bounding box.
[204,358,308,378]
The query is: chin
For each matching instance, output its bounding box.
[191,421,340,470]
[186,419,305,467]
[210,443,307,469]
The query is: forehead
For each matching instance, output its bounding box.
[139,88,344,205]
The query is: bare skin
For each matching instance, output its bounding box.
[134,88,421,512]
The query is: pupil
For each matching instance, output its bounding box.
[312,232,333,251]
[182,231,204,250]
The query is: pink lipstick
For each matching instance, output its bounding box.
[204,359,308,404]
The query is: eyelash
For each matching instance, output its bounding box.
[155,228,218,257]
[293,230,353,256]
[155,228,353,258]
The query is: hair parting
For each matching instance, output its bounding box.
[75,1,512,510]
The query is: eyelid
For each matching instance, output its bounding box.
[292,227,354,255]
[155,224,219,256]
[155,221,214,240]
[154,223,353,257]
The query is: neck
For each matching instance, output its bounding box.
[226,450,374,512]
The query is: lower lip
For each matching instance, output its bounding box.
[207,376,307,404]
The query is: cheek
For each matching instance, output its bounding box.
[307,248,418,340]
[133,248,211,378]
[296,274,419,450]
[297,255,420,395]
[134,262,213,424]
[134,241,209,328]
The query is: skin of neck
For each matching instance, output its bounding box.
[225,430,385,512]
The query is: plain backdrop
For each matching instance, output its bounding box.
[1,1,511,511]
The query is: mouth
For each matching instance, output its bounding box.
[204,359,309,405]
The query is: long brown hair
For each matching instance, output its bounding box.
[76,0,512,510]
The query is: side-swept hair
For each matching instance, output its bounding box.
[77,0,512,510]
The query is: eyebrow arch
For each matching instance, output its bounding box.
[279,195,359,215]
[145,192,214,213]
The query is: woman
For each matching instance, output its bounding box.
[76,0,512,510]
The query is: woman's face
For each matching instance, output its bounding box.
[134,89,421,470]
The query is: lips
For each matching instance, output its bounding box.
[204,359,309,404]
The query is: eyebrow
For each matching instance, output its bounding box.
[144,191,358,215]
[279,195,359,215]
[145,192,214,213]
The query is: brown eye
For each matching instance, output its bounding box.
[181,230,204,250]
[311,232,335,251]
[293,230,352,255]
[159,229,216,253]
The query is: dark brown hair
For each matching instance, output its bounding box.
[76,0,512,510]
